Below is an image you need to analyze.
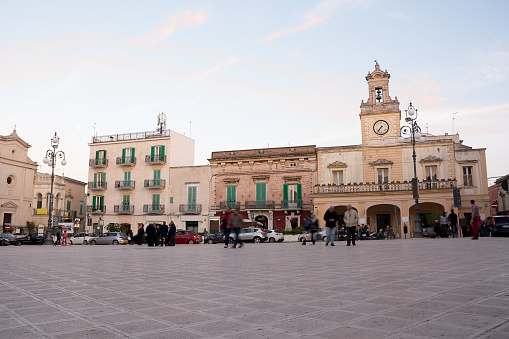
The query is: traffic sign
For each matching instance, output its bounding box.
[5,223,10,230]
[251,213,254,220]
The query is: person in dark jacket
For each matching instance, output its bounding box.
[221,207,233,248]
[433,219,442,238]
[160,221,169,246]
[146,223,156,246]
[448,209,458,238]
[228,208,245,249]
[323,206,339,246]
[168,221,176,246]
[302,213,319,245]
[137,225,145,245]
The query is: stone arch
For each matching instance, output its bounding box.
[255,215,268,228]
[409,202,445,230]
[366,204,401,234]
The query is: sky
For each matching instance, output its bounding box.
[1,0,508,184]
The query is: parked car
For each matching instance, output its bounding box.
[298,228,326,243]
[88,232,128,245]
[204,231,225,244]
[226,227,268,243]
[13,233,46,246]
[175,230,201,244]
[263,229,284,243]
[480,216,509,237]
[1,233,17,246]
[69,232,93,245]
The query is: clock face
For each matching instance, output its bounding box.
[373,120,389,136]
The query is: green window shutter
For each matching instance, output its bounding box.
[92,196,96,210]
[103,172,106,186]
[80,204,83,214]
[152,194,160,210]
[66,200,71,211]
[122,148,126,163]
[95,150,99,165]
[161,145,165,157]
[188,186,197,211]
[154,169,161,185]
[227,185,236,202]
[283,184,288,201]
[131,147,135,160]
[124,171,131,187]
[123,195,130,211]
[151,146,155,162]
[37,201,42,209]
[256,183,266,201]
[297,184,302,200]
[93,173,97,187]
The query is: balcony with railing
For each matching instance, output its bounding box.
[313,179,457,194]
[219,201,240,210]
[114,204,135,214]
[281,200,303,210]
[91,129,171,143]
[115,180,135,190]
[144,179,166,189]
[143,204,165,214]
[116,156,136,166]
[179,204,202,214]
[87,205,106,214]
[245,201,276,209]
[145,154,167,165]
[62,210,77,218]
[88,181,107,190]
[89,158,108,168]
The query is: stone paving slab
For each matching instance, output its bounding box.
[0,237,508,338]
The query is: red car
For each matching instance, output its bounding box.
[175,230,201,244]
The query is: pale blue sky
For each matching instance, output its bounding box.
[1,0,508,183]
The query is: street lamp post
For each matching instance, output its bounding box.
[43,132,67,245]
[398,102,425,238]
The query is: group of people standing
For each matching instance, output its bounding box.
[303,204,359,246]
[136,221,177,246]
[432,200,482,240]
[52,227,68,246]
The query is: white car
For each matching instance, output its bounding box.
[264,229,284,243]
[69,232,93,245]
[298,228,326,242]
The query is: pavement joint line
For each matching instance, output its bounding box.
[470,319,509,339]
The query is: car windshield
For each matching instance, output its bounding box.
[3,234,15,238]
[494,217,509,224]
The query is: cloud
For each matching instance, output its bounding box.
[258,15,325,43]
[149,10,209,43]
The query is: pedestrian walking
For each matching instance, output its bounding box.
[168,221,176,246]
[302,213,318,245]
[440,212,449,238]
[146,223,156,246]
[221,207,233,248]
[459,214,469,237]
[448,209,458,238]
[323,206,339,246]
[344,204,358,246]
[228,208,244,248]
[433,219,442,238]
[128,229,134,245]
[471,200,480,240]
[137,225,145,245]
[160,221,169,246]
[62,230,68,246]
[56,227,61,246]
[203,228,209,238]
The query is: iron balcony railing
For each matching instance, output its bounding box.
[91,129,171,143]
[313,179,457,194]
[179,204,202,214]
[281,200,303,209]
[219,201,240,210]
[143,204,165,214]
[145,154,167,164]
[89,158,108,168]
[88,181,107,190]
[115,180,135,190]
[144,179,166,189]
[116,156,136,166]
[114,205,135,214]
[87,205,106,214]
[245,201,276,209]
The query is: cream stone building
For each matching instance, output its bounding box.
[87,123,194,234]
[0,130,38,232]
[32,173,87,232]
[168,165,211,233]
[312,63,489,236]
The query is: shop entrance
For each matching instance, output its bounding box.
[376,214,391,231]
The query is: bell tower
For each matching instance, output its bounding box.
[359,61,401,146]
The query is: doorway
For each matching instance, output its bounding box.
[186,221,198,233]
[376,214,391,231]
[209,218,220,233]
[2,213,12,233]
[255,215,268,228]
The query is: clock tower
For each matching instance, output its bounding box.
[359,61,401,147]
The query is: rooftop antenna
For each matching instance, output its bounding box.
[452,112,458,134]
[189,121,192,139]
[14,124,17,131]
[426,123,429,135]
[93,122,97,138]
[157,112,166,134]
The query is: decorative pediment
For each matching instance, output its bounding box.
[252,175,270,182]
[222,178,240,183]
[283,176,302,183]
[420,155,442,163]
[327,161,347,168]
[369,158,393,166]
[1,201,18,209]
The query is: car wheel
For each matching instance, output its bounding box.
[269,237,275,243]
[15,240,21,246]
[83,240,88,245]
[188,239,194,244]
[113,240,119,245]
[207,239,214,244]
[253,236,261,243]
[229,237,234,244]
[70,240,73,245]
[322,236,327,242]
[90,240,97,245]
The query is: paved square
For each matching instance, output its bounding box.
[0,238,508,338]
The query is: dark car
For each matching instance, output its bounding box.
[1,233,17,246]
[175,230,201,244]
[204,231,224,244]
[480,216,509,237]
[14,233,46,246]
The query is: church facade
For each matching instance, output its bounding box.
[311,63,489,237]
